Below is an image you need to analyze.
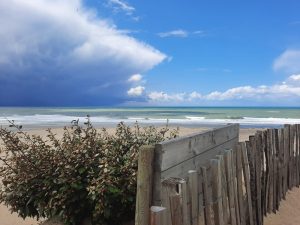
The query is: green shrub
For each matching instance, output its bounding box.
[0,118,179,225]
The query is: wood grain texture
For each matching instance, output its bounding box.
[224,149,237,225]
[152,124,239,205]
[211,158,224,225]
[188,170,198,225]
[241,142,254,225]
[150,206,166,225]
[135,146,155,225]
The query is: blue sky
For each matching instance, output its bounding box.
[0,0,300,106]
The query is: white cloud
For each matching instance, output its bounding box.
[157,29,208,38]
[127,86,145,96]
[0,0,166,105]
[147,75,300,104]
[189,91,202,100]
[287,74,300,85]
[157,29,188,38]
[107,0,135,15]
[148,91,186,102]
[128,74,142,82]
[273,49,300,73]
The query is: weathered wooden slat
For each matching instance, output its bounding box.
[287,124,293,190]
[160,139,238,181]
[278,129,284,202]
[291,125,297,187]
[197,170,206,225]
[290,125,294,187]
[224,149,237,225]
[261,131,267,217]
[295,124,300,187]
[297,125,300,186]
[263,130,269,215]
[169,194,183,225]
[241,142,254,225]
[266,129,274,213]
[255,131,263,224]
[188,170,198,225]
[158,124,239,171]
[161,179,178,225]
[274,129,280,211]
[236,143,246,225]
[211,158,224,225]
[246,138,257,224]
[135,146,155,225]
[216,154,229,224]
[271,129,277,213]
[150,206,166,225]
[201,167,213,225]
[180,180,191,225]
[232,147,241,225]
[283,125,289,199]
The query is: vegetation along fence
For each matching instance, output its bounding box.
[135,124,300,225]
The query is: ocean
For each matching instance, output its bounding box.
[0,107,300,129]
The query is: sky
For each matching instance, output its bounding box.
[0,0,300,106]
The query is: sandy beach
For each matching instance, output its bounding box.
[0,126,299,225]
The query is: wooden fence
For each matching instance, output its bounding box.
[135,124,300,225]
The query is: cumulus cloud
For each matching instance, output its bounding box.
[148,75,300,105]
[273,49,300,73]
[128,74,142,82]
[148,91,186,102]
[127,86,145,96]
[0,0,166,106]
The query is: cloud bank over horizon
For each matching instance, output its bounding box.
[0,0,166,106]
[146,74,300,106]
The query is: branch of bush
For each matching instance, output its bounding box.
[0,118,179,225]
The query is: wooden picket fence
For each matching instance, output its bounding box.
[135,124,300,225]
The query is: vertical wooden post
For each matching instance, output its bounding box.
[284,124,290,195]
[181,180,191,225]
[262,130,269,215]
[278,129,284,202]
[224,149,237,225]
[188,170,199,225]
[201,166,212,225]
[297,125,300,186]
[150,206,166,225]
[217,154,229,224]
[169,194,183,225]
[236,143,246,225]
[266,130,273,213]
[241,142,254,225]
[294,124,300,187]
[135,146,155,225]
[161,179,178,225]
[246,138,258,224]
[273,129,280,211]
[211,158,224,225]
[255,132,263,224]
[261,131,267,217]
[232,147,241,225]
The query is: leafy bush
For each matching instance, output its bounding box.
[0,118,179,225]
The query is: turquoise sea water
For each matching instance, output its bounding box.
[0,107,300,128]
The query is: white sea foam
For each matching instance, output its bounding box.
[185,116,206,120]
[1,114,300,128]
